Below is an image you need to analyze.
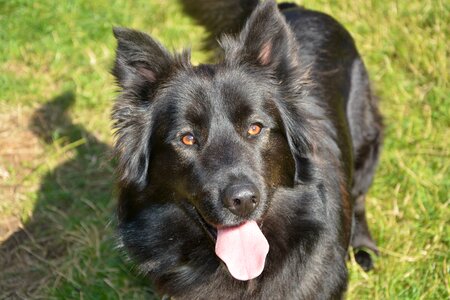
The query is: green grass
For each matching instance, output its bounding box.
[0,0,448,299]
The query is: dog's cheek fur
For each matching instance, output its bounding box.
[262,130,295,188]
[119,202,220,294]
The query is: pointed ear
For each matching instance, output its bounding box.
[112,27,174,92]
[111,27,175,189]
[222,1,300,77]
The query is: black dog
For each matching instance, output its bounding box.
[112,1,382,298]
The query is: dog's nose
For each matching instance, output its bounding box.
[223,184,260,217]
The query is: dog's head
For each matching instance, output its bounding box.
[112,1,318,233]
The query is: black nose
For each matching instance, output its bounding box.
[223,184,260,217]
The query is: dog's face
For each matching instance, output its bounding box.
[146,66,296,227]
[112,2,315,229]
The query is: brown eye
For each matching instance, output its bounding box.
[181,133,196,146]
[247,123,262,136]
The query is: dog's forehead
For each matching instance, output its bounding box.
[174,66,267,118]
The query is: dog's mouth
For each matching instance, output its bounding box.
[194,208,218,241]
[178,200,218,241]
[181,202,269,281]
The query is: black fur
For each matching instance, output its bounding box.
[112,1,382,298]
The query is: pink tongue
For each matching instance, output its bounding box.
[215,221,269,281]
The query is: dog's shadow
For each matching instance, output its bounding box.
[0,91,153,298]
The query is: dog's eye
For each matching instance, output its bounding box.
[181,133,196,146]
[247,123,263,136]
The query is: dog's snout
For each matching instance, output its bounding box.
[223,184,260,217]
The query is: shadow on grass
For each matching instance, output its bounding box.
[0,91,154,298]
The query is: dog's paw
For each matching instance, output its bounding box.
[354,249,374,271]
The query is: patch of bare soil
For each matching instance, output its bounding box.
[0,91,113,298]
[0,104,50,298]
[0,104,44,241]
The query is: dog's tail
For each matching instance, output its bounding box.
[180,1,300,52]
[179,0,259,50]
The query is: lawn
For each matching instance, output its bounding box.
[0,0,448,299]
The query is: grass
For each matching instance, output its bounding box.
[0,0,448,299]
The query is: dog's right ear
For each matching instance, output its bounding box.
[112,27,175,189]
[112,27,174,92]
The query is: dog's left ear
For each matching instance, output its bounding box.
[223,0,300,80]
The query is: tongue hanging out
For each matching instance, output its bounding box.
[215,220,269,281]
